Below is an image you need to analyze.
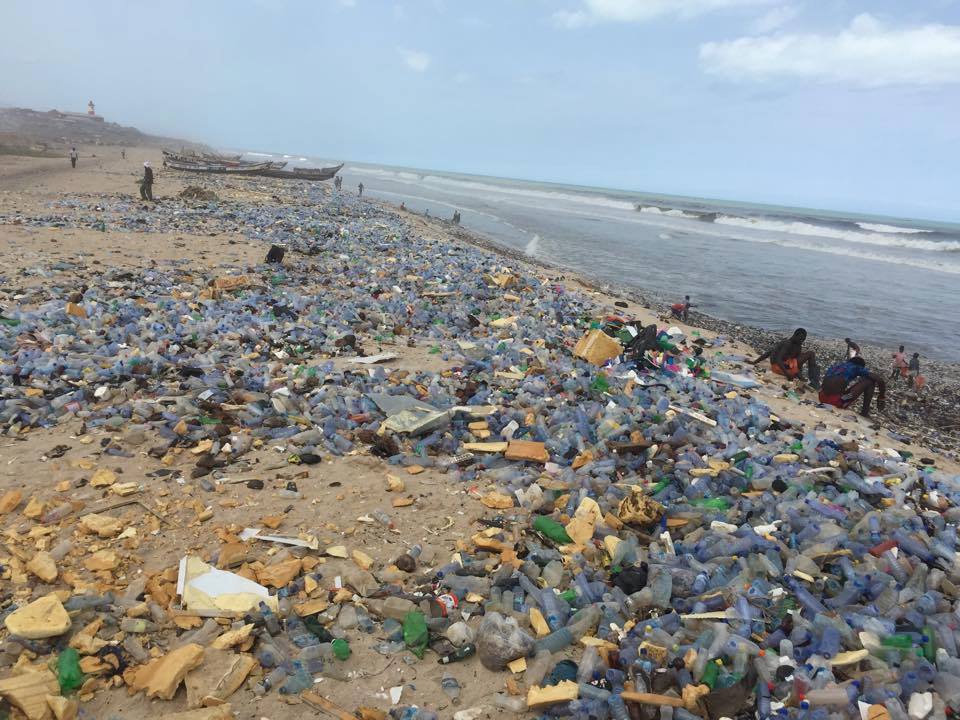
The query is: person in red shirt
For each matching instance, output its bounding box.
[890,345,908,382]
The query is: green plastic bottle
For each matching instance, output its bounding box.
[57,648,84,694]
[590,375,610,393]
[331,638,351,661]
[690,498,730,511]
[403,611,429,659]
[923,627,936,662]
[701,659,721,689]
[649,479,670,495]
[880,633,914,650]
[533,516,573,545]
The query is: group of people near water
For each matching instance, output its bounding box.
[752,329,926,418]
[671,295,926,418]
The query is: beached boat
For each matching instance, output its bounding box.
[162,150,261,168]
[164,159,275,174]
[255,164,343,181]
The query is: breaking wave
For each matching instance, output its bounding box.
[714,216,960,252]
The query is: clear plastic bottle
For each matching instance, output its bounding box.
[440,672,460,703]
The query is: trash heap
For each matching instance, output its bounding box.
[1,182,959,720]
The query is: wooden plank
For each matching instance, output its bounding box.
[621,691,685,708]
[301,691,357,720]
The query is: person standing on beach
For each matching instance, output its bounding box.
[69,147,78,168]
[358,182,364,197]
[909,352,925,391]
[751,328,820,387]
[121,148,126,160]
[891,345,908,381]
[819,356,886,417]
[140,161,154,201]
[909,352,921,379]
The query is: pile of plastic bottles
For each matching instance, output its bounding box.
[2,182,960,719]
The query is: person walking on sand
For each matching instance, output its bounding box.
[121,148,126,160]
[140,161,154,201]
[358,182,364,197]
[751,328,821,388]
[819,356,886,417]
[69,147,78,168]
[671,295,693,322]
[891,345,908,382]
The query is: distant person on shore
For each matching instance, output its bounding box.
[909,352,921,378]
[358,182,364,197]
[121,148,126,160]
[751,328,820,387]
[671,295,693,322]
[453,210,461,224]
[140,161,154,201]
[891,345,909,381]
[819,356,886,417]
[400,202,406,211]
[909,352,925,392]
[69,147,78,168]
[845,338,860,359]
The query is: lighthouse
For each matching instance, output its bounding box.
[87,100,96,116]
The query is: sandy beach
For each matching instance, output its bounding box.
[1,145,959,720]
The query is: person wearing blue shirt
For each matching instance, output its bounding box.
[819,356,886,417]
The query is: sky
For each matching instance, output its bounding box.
[2,0,959,220]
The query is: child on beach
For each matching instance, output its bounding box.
[891,345,908,381]
[909,352,925,392]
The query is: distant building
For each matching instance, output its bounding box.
[56,101,104,123]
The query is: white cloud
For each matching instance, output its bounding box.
[399,48,431,72]
[552,0,773,27]
[750,4,798,33]
[700,13,960,87]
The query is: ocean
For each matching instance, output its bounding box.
[243,153,960,360]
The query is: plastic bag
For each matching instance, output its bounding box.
[476,612,534,670]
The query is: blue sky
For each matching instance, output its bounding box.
[2,0,959,220]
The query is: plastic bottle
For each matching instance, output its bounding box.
[332,638,351,661]
[279,661,312,694]
[260,600,281,635]
[526,649,555,686]
[253,664,289,695]
[395,544,423,573]
[440,672,460,703]
[437,644,476,664]
[533,515,573,544]
[368,596,417,620]
[57,648,84,693]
